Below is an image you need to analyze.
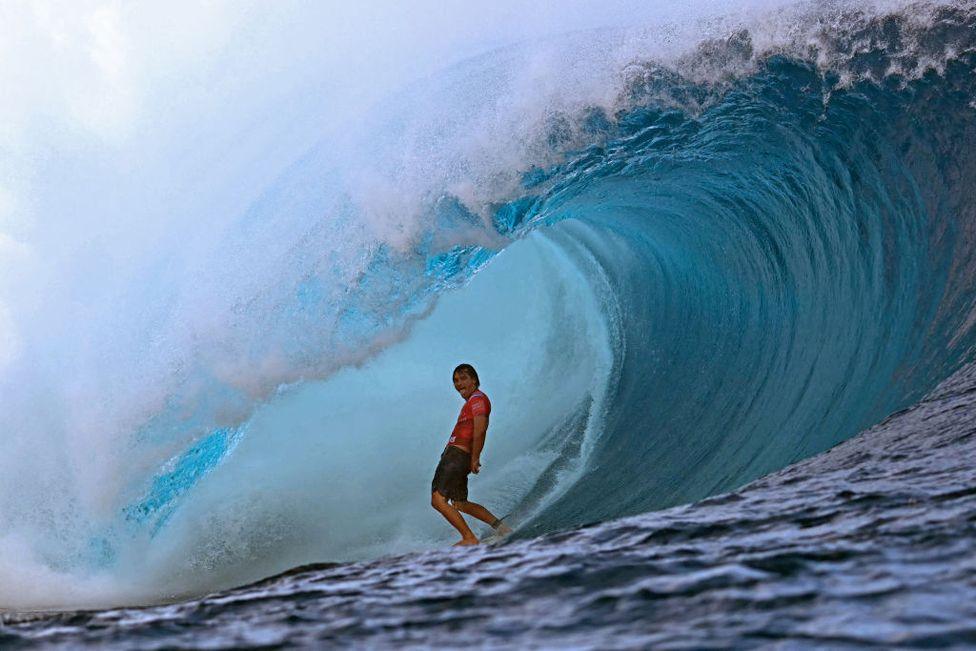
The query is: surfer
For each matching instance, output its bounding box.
[431,363,511,546]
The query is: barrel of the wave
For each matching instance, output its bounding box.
[512,45,976,533]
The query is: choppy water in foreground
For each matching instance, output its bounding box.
[5,359,976,649]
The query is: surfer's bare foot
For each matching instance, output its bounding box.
[453,537,480,546]
[495,523,513,536]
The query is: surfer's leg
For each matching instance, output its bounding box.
[431,491,479,545]
[452,500,497,525]
[453,500,511,534]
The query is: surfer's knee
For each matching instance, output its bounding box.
[431,491,447,509]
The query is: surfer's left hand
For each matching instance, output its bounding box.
[471,459,481,474]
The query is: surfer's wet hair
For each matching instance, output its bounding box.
[453,363,480,387]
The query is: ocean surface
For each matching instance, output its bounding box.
[1,0,975,647]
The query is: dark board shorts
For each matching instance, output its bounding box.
[432,446,471,502]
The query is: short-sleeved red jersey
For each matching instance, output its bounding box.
[447,390,491,449]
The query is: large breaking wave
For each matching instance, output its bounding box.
[2,0,975,609]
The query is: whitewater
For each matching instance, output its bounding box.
[2,0,976,647]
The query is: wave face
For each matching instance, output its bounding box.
[518,20,976,531]
[2,1,976,609]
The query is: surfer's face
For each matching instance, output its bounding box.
[453,372,477,399]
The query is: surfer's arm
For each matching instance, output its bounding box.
[470,415,487,474]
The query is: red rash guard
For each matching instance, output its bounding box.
[448,390,491,449]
